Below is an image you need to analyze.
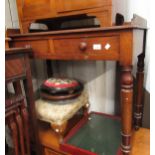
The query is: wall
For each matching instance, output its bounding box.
[5,0,150,127]
[113,0,150,127]
[113,0,150,93]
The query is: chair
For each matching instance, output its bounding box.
[5,47,39,155]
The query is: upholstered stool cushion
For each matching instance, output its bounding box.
[35,91,89,126]
[41,77,84,96]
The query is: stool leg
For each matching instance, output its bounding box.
[120,66,133,155]
[134,53,145,130]
[9,119,19,155]
[16,112,25,155]
[51,121,68,142]
[83,103,90,116]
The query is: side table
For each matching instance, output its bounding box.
[9,15,148,155]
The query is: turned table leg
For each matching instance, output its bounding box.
[120,66,133,155]
[134,53,145,130]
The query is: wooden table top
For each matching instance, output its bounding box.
[9,24,147,38]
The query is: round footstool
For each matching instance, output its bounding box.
[35,91,89,135]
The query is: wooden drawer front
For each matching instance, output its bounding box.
[56,0,112,12]
[53,36,119,60]
[13,40,50,56]
[6,57,25,79]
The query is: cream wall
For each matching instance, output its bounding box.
[113,0,150,93]
[5,0,150,116]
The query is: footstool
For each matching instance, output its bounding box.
[35,91,89,138]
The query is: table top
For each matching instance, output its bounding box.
[9,24,146,38]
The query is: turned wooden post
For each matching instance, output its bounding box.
[120,66,133,155]
[134,53,145,130]
[134,30,147,130]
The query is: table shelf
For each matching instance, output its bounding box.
[61,112,121,155]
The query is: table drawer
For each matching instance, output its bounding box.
[5,57,25,79]
[53,36,119,60]
[13,40,50,56]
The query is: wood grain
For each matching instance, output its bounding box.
[16,0,112,33]
[5,48,39,155]
[9,21,147,155]
[9,119,19,155]
[53,35,119,60]
[56,0,111,13]
[5,57,25,79]
[131,128,150,155]
[15,113,25,155]
[121,66,133,155]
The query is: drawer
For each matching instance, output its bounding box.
[53,36,120,60]
[56,0,112,12]
[5,57,25,79]
[13,40,50,57]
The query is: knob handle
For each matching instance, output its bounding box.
[79,42,87,51]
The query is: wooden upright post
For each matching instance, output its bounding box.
[120,66,133,155]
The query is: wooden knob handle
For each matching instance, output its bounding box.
[79,42,87,51]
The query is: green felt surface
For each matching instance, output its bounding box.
[67,113,121,155]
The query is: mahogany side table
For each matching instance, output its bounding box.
[9,15,147,155]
